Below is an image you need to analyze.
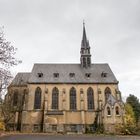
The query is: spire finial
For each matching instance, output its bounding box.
[83,20,85,26]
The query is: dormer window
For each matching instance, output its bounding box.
[38,73,43,78]
[54,73,59,78]
[101,72,107,78]
[85,73,91,78]
[69,73,75,78]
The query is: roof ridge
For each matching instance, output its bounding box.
[33,63,109,65]
[17,72,31,74]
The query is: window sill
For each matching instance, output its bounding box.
[51,109,59,111]
[87,109,94,112]
[70,110,77,112]
[34,109,43,112]
[116,114,121,117]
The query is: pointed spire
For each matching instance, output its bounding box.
[82,21,87,42]
[81,21,89,48]
[80,21,91,68]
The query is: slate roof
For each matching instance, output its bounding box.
[10,73,30,86]
[28,63,118,84]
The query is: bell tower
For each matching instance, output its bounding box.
[80,22,91,68]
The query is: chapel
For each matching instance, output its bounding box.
[4,23,124,133]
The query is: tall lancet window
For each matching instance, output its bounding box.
[87,87,94,110]
[34,87,42,109]
[52,87,59,109]
[70,87,77,110]
[105,87,111,102]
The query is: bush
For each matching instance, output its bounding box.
[115,123,140,135]
[0,121,5,131]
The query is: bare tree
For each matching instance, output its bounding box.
[0,27,21,97]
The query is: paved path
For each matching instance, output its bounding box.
[0,134,140,140]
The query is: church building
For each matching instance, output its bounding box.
[5,23,124,133]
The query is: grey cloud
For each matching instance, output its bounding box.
[0,0,140,99]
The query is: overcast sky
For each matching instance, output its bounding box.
[0,0,140,100]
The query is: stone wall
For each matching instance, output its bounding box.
[5,83,124,133]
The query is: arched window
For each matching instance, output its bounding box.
[52,87,59,109]
[70,87,76,110]
[87,57,90,67]
[115,106,119,115]
[13,90,18,106]
[105,87,111,102]
[83,57,86,67]
[87,87,94,110]
[34,87,42,109]
[107,106,111,115]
